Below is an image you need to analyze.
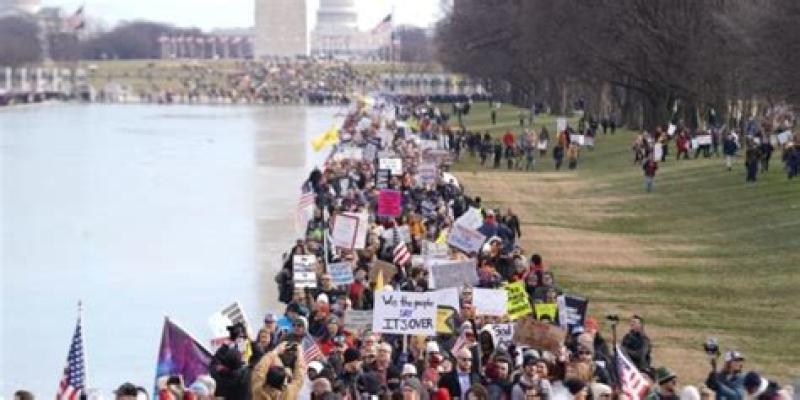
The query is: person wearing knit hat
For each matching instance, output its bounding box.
[646,367,678,400]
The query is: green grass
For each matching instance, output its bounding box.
[451,102,800,382]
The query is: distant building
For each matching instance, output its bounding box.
[254,0,307,59]
[311,0,390,61]
[0,0,41,15]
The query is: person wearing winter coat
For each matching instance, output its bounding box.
[209,346,250,400]
[723,134,738,170]
[620,315,651,372]
[251,341,305,400]
[705,351,746,400]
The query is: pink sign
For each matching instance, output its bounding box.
[377,189,402,217]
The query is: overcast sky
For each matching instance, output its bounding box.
[42,0,446,31]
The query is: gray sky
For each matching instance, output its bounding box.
[42,0,445,31]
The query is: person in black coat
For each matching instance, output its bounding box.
[621,315,652,372]
[439,348,481,399]
[208,346,250,400]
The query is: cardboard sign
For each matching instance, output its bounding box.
[455,207,483,230]
[376,169,391,189]
[534,303,558,321]
[428,259,478,289]
[557,117,567,132]
[344,310,373,332]
[369,259,398,283]
[377,189,402,217]
[379,158,403,175]
[512,318,567,353]
[293,255,317,288]
[472,288,508,316]
[373,291,437,335]
[328,261,354,286]
[557,294,588,332]
[331,213,360,249]
[504,281,533,319]
[447,224,487,254]
[492,323,515,347]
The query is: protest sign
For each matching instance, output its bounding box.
[455,207,483,230]
[380,226,411,245]
[557,294,588,332]
[653,143,663,161]
[377,189,402,217]
[472,288,508,316]
[447,223,487,254]
[441,172,460,188]
[331,213,359,249]
[538,140,549,150]
[293,255,317,288]
[504,281,533,319]
[492,323,515,347]
[344,309,373,332]
[428,259,478,289]
[436,306,457,335]
[570,134,585,146]
[777,130,792,145]
[512,318,567,353]
[697,135,712,146]
[422,240,450,259]
[328,261,354,286]
[340,211,369,250]
[534,303,558,322]
[373,291,437,335]
[557,117,567,132]
[419,139,439,152]
[379,158,403,175]
[376,169,391,189]
[420,200,437,217]
[369,259,398,283]
[417,163,438,186]
[432,287,460,311]
[208,301,254,347]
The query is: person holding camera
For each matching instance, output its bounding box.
[705,348,746,400]
[251,341,306,400]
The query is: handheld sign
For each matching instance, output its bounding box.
[427,259,478,289]
[331,213,360,249]
[376,169,391,189]
[447,224,486,254]
[373,291,437,335]
[328,261,354,286]
[472,288,508,316]
[293,255,317,288]
[344,310,373,333]
[377,190,403,217]
[379,158,403,176]
[504,281,533,319]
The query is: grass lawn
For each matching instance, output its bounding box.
[450,102,800,384]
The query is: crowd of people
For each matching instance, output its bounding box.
[121,97,792,400]
[630,116,799,189]
[93,59,379,105]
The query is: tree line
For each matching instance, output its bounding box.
[435,0,800,130]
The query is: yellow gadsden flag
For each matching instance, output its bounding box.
[311,126,339,152]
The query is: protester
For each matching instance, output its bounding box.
[621,315,651,372]
[643,155,659,192]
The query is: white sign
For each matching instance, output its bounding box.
[667,124,677,135]
[208,301,253,341]
[432,287,461,311]
[492,323,515,347]
[417,163,438,186]
[293,255,317,288]
[344,310,373,332]
[331,213,360,249]
[777,130,792,145]
[472,288,508,316]
[455,207,483,230]
[653,143,663,161]
[328,261,354,286]
[447,224,487,254]
[696,135,712,146]
[427,259,478,289]
[418,139,439,151]
[373,291,437,335]
[537,140,548,150]
[422,240,450,259]
[570,134,585,146]
[379,158,403,175]
[344,211,370,250]
[557,117,567,132]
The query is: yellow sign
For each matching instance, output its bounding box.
[504,281,533,320]
[436,306,457,334]
[534,303,558,321]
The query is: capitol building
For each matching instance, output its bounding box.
[254,0,390,60]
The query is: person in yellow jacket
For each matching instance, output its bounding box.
[251,341,305,400]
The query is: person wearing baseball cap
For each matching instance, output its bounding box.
[706,350,746,400]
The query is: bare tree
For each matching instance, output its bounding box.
[0,15,42,67]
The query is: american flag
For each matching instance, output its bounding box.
[616,345,650,400]
[57,315,85,400]
[393,241,410,266]
[302,334,323,362]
